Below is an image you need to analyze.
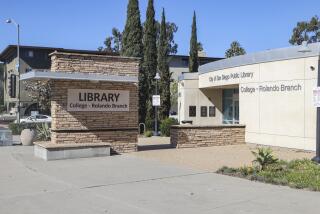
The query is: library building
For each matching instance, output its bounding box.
[177,43,320,151]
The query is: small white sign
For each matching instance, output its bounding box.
[67,89,129,112]
[313,87,320,107]
[152,95,161,106]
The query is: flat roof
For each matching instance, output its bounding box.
[0,44,222,62]
[20,71,138,83]
[0,45,119,61]
[199,42,320,74]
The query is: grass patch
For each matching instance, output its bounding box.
[217,148,320,191]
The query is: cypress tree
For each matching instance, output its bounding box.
[158,8,171,120]
[142,0,157,124]
[121,0,146,123]
[121,0,143,57]
[189,11,199,73]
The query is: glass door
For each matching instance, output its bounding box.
[223,89,239,124]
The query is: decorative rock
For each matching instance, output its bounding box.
[170,125,246,148]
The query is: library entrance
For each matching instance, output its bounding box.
[222,88,239,124]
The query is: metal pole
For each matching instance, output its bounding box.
[314,59,320,163]
[17,23,20,124]
[154,79,158,136]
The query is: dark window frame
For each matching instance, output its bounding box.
[201,106,208,117]
[26,50,34,58]
[189,106,196,117]
[209,106,216,117]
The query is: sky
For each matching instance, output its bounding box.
[0,0,319,57]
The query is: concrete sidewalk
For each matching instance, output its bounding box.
[0,146,319,214]
[136,136,314,171]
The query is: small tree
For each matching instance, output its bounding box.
[142,0,157,122]
[252,148,278,170]
[155,21,178,55]
[158,8,171,120]
[98,28,122,53]
[145,100,153,131]
[121,0,143,57]
[225,41,246,58]
[189,11,199,73]
[24,80,51,114]
[121,0,145,123]
[289,16,320,45]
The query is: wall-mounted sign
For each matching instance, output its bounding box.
[67,89,129,112]
[313,87,320,107]
[152,95,160,106]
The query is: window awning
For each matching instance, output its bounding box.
[20,71,138,83]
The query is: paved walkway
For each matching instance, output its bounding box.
[136,137,315,171]
[0,146,319,214]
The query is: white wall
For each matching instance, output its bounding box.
[178,79,223,125]
[180,56,319,151]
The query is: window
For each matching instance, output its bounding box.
[201,106,207,117]
[27,50,34,58]
[209,106,216,117]
[189,106,196,117]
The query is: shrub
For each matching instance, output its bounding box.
[219,157,320,191]
[8,122,49,135]
[160,117,178,137]
[217,166,239,175]
[8,123,36,135]
[239,166,258,177]
[36,123,51,141]
[9,123,23,135]
[144,130,153,137]
[252,147,278,170]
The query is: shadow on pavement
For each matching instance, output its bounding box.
[138,143,174,151]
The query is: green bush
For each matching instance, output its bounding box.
[217,166,238,175]
[8,122,50,135]
[218,158,320,191]
[252,147,278,170]
[160,118,178,137]
[144,130,153,137]
[36,123,51,141]
[8,123,31,135]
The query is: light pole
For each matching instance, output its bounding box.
[313,23,320,163]
[5,18,20,123]
[314,60,320,163]
[299,38,320,163]
[154,72,160,136]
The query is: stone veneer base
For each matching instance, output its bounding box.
[170,124,246,148]
[34,143,111,161]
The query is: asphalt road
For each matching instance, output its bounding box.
[0,146,320,214]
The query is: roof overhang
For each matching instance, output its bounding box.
[20,71,138,83]
[199,42,320,74]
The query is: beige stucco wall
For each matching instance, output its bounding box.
[180,55,319,151]
[178,79,223,125]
